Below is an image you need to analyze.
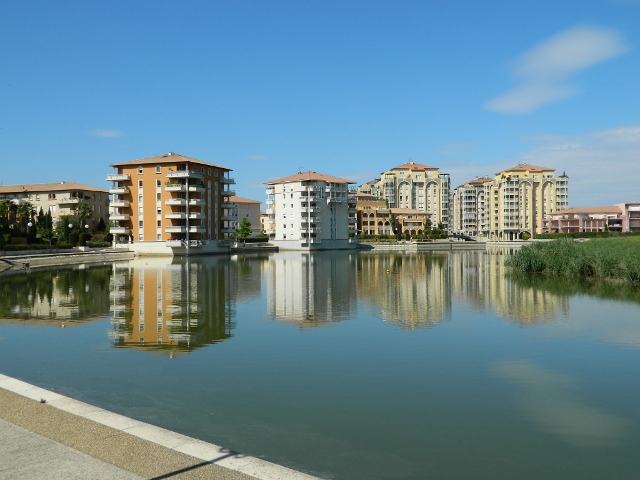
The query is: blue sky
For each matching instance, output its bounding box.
[1,0,639,206]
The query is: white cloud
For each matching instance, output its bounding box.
[88,129,125,138]
[486,26,628,114]
[492,360,629,448]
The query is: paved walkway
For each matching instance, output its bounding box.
[0,374,321,480]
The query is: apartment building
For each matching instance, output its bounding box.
[450,177,492,236]
[543,203,640,233]
[0,182,108,227]
[264,171,356,250]
[229,196,261,236]
[357,161,450,228]
[106,152,236,255]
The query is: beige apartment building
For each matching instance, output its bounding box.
[357,161,450,228]
[106,152,236,255]
[356,195,433,235]
[229,196,261,236]
[0,182,108,228]
[450,164,569,240]
[265,171,356,250]
[449,177,492,236]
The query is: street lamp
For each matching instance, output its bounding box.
[27,221,33,246]
[68,223,73,246]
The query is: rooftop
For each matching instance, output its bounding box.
[495,163,555,175]
[388,160,438,171]
[265,171,355,185]
[0,181,107,194]
[551,206,622,215]
[229,195,260,204]
[110,152,231,170]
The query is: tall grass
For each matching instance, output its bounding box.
[505,237,640,284]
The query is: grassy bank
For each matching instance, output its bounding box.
[505,237,640,284]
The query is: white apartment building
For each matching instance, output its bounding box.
[357,161,451,228]
[450,177,492,236]
[265,171,356,250]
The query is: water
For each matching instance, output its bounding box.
[1,251,640,479]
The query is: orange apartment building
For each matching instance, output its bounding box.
[106,152,236,255]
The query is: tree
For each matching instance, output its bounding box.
[75,202,93,228]
[236,217,252,242]
[17,201,35,234]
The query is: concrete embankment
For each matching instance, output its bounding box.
[0,249,135,271]
[0,374,322,480]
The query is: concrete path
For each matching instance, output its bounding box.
[0,374,322,480]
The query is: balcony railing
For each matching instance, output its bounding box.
[106,173,130,181]
[188,199,205,206]
[221,214,237,221]
[110,214,130,221]
[167,170,203,180]
[221,190,236,197]
[220,176,235,184]
[165,213,186,219]
[110,200,130,208]
[166,198,186,206]
[165,184,186,192]
[188,185,205,192]
[110,227,130,234]
[109,187,130,195]
[166,226,186,233]
[221,227,236,234]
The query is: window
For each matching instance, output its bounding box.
[138,195,143,203]
[156,179,161,187]
[98,194,101,200]
[139,234,143,241]
[201,166,205,173]
[36,195,40,201]
[156,165,161,173]
[29,195,33,200]
[156,193,161,201]
[139,220,144,227]
[138,167,143,174]
[157,234,161,240]
[138,180,143,188]
[157,220,161,227]
[208,168,211,175]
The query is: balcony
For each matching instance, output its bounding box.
[106,173,130,182]
[167,170,203,180]
[266,228,275,234]
[109,187,130,195]
[188,184,205,192]
[110,200,130,208]
[221,214,237,221]
[110,227,130,234]
[166,226,186,233]
[189,212,204,219]
[188,226,205,233]
[348,218,357,224]
[110,214,130,221]
[220,176,235,184]
[57,197,81,205]
[301,227,321,234]
[221,189,235,197]
[266,187,275,195]
[302,186,321,192]
[348,208,357,214]
[221,227,236,234]
[165,184,186,192]
[165,213,186,220]
[266,208,275,215]
[266,199,275,206]
[188,199,205,206]
[166,198,186,206]
[300,207,320,213]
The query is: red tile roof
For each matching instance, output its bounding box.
[0,181,107,194]
[264,171,354,185]
[495,163,554,175]
[110,152,231,170]
[389,161,438,171]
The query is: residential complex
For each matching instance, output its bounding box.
[355,195,432,235]
[229,196,262,236]
[543,203,640,233]
[358,161,450,228]
[265,171,356,250]
[106,152,236,255]
[0,182,108,228]
[449,164,569,239]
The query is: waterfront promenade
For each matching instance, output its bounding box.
[0,374,320,480]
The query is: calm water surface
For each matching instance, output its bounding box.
[1,251,640,479]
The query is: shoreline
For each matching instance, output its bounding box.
[0,373,322,479]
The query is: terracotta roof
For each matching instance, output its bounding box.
[110,152,231,170]
[551,206,622,215]
[389,161,438,171]
[495,163,554,175]
[264,171,355,185]
[456,176,492,189]
[229,195,260,204]
[0,181,107,194]
[390,208,433,215]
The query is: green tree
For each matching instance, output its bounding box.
[75,202,94,229]
[236,217,252,242]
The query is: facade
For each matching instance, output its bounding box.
[0,182,109,228]
[265,171,356,250]
[450,177,492,236]
[543,203,640,233]
[106,152,236,255]
[391,208,432,234]
[229,196,261,236]
[357,161,450,228]
[356,195,392,235]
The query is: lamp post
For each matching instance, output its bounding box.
[68,223,73,246]
[27,221,33,246]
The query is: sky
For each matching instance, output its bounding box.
[1,0,639,207]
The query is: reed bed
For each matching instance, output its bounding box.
[505,237,640,284]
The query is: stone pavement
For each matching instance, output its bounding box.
[0,374,322,480]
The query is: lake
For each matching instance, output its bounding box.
[1,250,640,479]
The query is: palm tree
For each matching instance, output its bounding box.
[0,199,11,227]
[17,201,36,231]
[75,202,94,228]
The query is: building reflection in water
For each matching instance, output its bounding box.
[449,250,569,323]
[265,252,357,327]
[356,252,452,329]
[108,257,238,355]
[0,265,112,326]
